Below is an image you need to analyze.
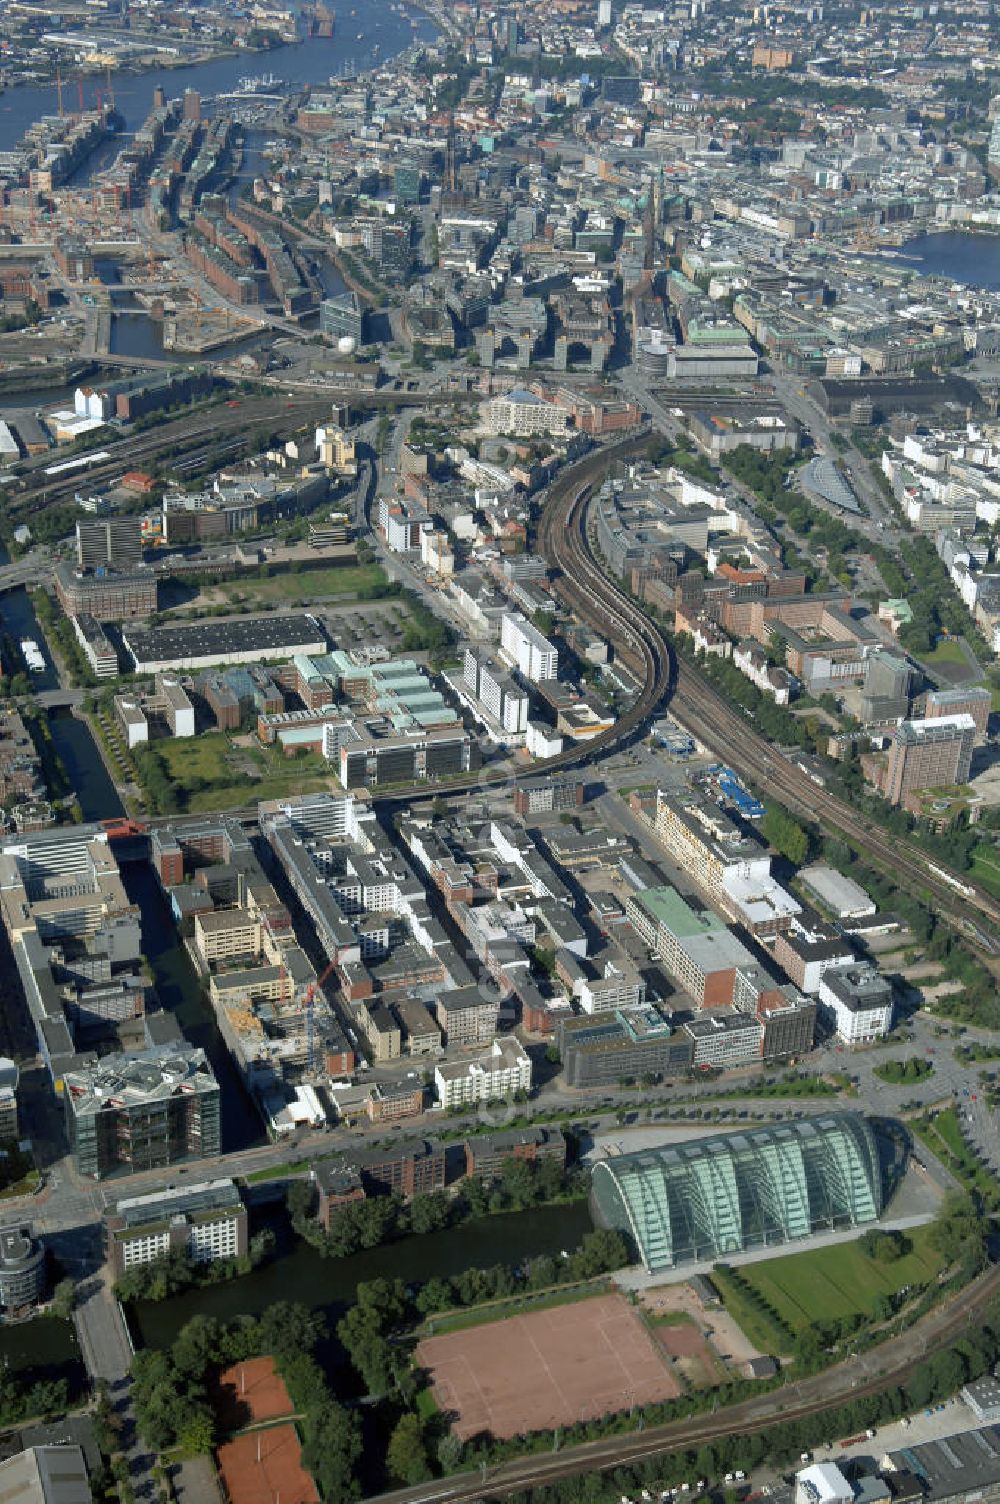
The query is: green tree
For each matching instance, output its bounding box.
[48,1278,76,1319]
[761,804,811,865]
[176,1409,215,1457]
[388,1413,432,1484]
[300,1402,362,1501]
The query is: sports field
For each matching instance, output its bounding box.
[212,1356,294,1433]
[416,1292,680,1441]
[216,1424,318,1504]
[732,1225,944,1333]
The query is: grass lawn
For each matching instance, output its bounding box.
[155,732,232,784]
[243,1160,310,1184]
[921,637,969,668]
[185,769,334,814]
[146,734,337,815]
[211,563,390,607]
[730,1223,944,1334]
[0,1169,40,1200]
[711,1268,792,1355]
[970,843,1000,903]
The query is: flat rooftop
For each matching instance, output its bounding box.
[124,614,325,665]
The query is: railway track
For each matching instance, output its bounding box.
[371,1261,1000,1504]
[8,394,333,513]
[669,664,1000,947]
[526,437,1000,947]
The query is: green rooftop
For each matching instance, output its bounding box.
[635,885,724,939]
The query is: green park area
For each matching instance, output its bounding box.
[714,1223,945,1350]
[921,637,968,668]
[134,732,335,815]
[970,842,1000,902]
[873,1058,934,1085]
[209,562,391,608]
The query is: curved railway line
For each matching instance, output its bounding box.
[530,436,999,949]
[379,432,999,948]
[75,413,991,946]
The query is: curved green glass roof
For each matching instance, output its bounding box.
[591,1113,883,1272]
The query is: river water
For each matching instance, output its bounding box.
[898,230,1000,290]
[0,2,439,155]
[130,1199,594,1362]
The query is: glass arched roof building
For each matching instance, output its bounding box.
[591,1113,883,1272]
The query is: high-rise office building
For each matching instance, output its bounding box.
[63,1045,221,1180]
[320,292,365,345]
[884,713,976,807]
[924,686,991,743]
[989,106,1000,183]
[76,517,143,572]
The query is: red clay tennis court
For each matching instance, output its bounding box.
[216,1423,319,1504]
[415,1292,681,1440]
[212,1357,295,1432]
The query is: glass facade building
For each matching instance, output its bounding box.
[591,1113,882,1271]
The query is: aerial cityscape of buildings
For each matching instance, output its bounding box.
[0,0,998,1495]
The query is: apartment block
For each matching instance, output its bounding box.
[499,611,558,682]
[653,793,799,937]
[435,1036,532,1109]
[104,1178,248,1278]
[434,984,500,1046]
[578,960,646,1014]
[62,1045,221,1180]
[818,965,893,1044]
[924,686,991,743]
[312,1140,445,1224]
[558,1007,694,1088]
[513,779,585,816]
[626,886,757,1007]
[463,1126,567,1181]
[76,517,143,572]
[683,1011,762,1067]
[771,919,855,994]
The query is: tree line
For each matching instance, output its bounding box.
[287,1155,586,1260]
[475,1310,1000,1504]
[131,1302,361,1500]
[114,1229,275,1303]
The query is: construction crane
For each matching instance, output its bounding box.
[302,959,336,1072]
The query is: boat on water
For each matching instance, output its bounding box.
[235,72,283,94]
[20,640,44,674]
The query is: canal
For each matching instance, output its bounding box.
[0,1315,86,1397]
[0,574,266,1148]
[121,862,266,1153]
[48,708,125,822]
[0,584,60,693]
[129,1198,594,1372]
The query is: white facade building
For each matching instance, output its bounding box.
[482,390,570,437]
[500,611,557,682]
[434,1037,532,1108]
[818,965,893,1044]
